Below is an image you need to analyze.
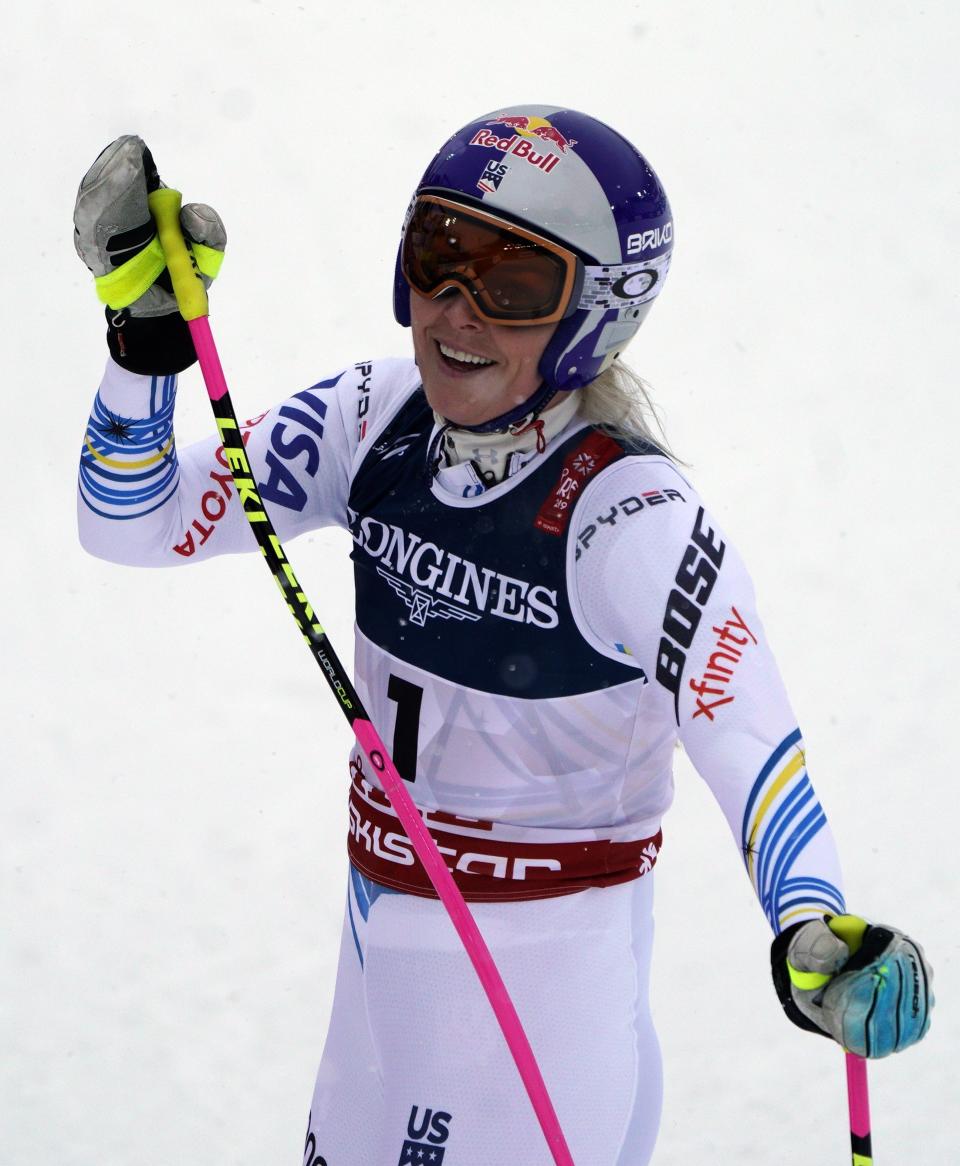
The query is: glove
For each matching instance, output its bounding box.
[772,913,933,1058]
[74,134,226,375]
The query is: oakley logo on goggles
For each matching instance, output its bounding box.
[402,195,668,326]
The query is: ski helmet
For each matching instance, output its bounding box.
[394,105,673,396]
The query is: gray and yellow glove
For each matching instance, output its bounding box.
[74,135,225,374]
[772,913,933,1058]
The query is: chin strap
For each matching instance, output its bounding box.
[455,378,561,434]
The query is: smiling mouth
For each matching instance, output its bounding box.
[435,340,496,372]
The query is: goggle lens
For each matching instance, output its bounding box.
[401,196,578,324]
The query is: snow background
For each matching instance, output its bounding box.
[2,2,957,1161]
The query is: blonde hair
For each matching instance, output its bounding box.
[578,359,678,459]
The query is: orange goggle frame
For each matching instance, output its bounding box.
[401,195,583,326]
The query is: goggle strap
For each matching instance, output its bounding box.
[578,251,672,312]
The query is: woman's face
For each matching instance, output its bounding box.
[410,288,557,427]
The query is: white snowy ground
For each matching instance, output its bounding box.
[2,3,957,1162]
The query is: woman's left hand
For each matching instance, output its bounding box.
[771,914,933,1058]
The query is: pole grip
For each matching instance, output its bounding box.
[829,914,868,957]
[148,188,209,321]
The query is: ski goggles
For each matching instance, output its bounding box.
[401,194,669,327]
[401,195,582,326]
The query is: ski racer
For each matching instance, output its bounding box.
[74,106,933,1165]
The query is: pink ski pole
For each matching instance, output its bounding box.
[148,187,574,1166]
[845,1053,873,1164]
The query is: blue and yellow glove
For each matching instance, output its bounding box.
[74,135,225,374]
[772,914,933,1058]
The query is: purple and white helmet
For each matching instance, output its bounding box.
[393,104,673,393]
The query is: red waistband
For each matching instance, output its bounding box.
[347,774,663,903]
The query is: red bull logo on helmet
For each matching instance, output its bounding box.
[469,114,578,176]
[470,130,563,174]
